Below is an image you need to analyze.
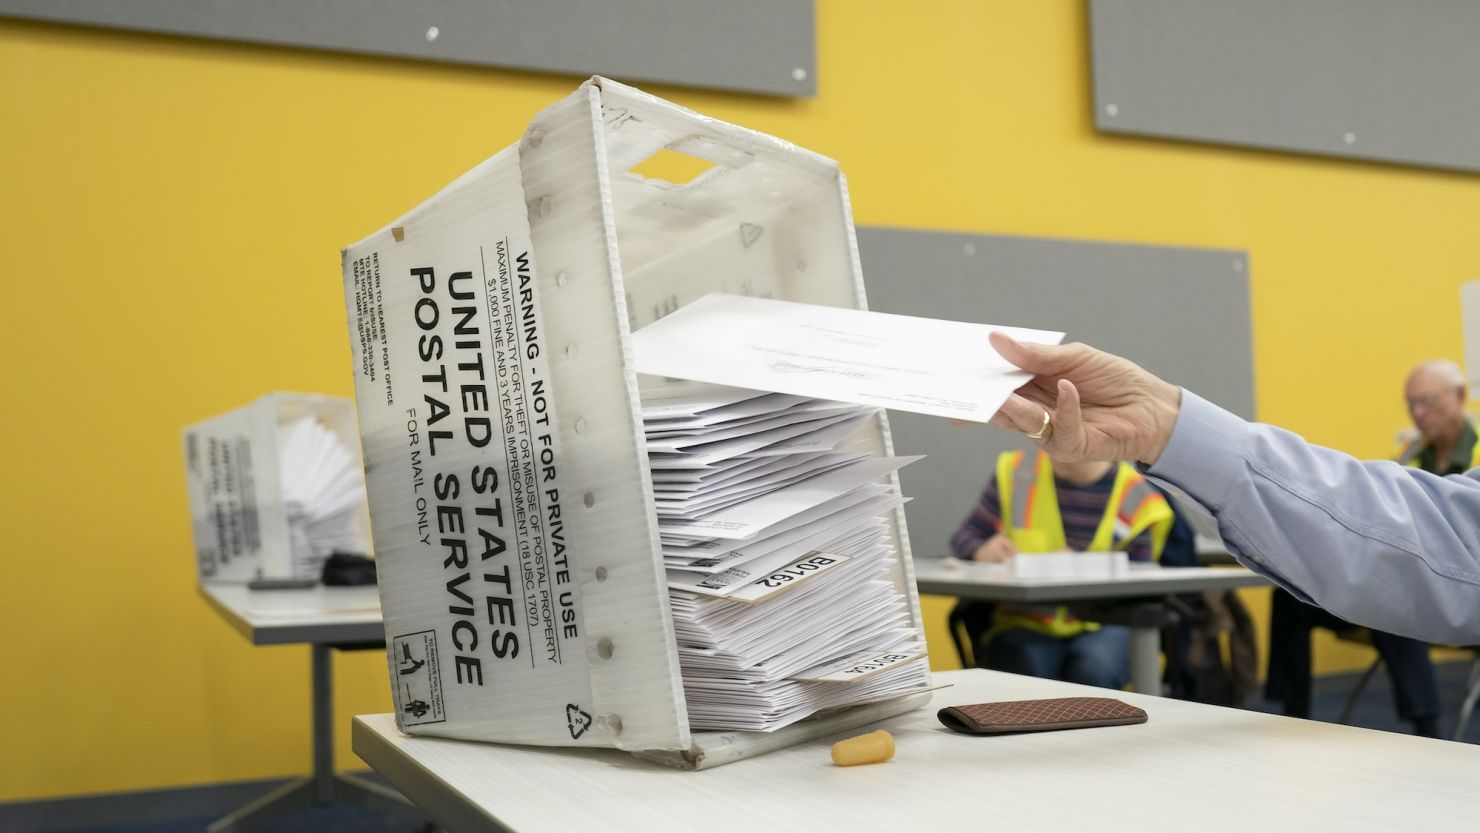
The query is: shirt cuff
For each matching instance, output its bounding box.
[1142,389,1253,512]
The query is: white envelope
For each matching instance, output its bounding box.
[657,456,920,540]
[632,293,1066,422]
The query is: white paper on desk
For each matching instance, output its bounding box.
[657,455,920,539]
[632,293,1066,422]
[1007,551,1130,579]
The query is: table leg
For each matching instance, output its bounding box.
[1129,625,1161,695]
[312,643,335,803]
[206,778,314,833]
[207,643,414,832]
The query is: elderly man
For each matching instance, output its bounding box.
[987,334,1480,645]
[1399,360,1479,474]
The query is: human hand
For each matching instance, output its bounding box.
[972,534,1018,563]
[988,332,1182,465]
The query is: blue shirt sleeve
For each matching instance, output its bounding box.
[1143,390,1480,644]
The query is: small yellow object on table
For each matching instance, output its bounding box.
[831,730,895,766]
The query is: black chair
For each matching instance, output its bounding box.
[947,600,998,669]
[1455,648,1480,740]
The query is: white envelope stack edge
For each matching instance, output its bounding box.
[183,393,372,583]
[338,77,932,769]
[645,385,929,731]
[277,416,374,577]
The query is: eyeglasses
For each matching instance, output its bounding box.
[1407,391,1461,411]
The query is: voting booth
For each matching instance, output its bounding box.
[340,77,930,769]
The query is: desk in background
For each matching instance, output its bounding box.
[199,583,411,832]
[353,668,1479,833]
[912,559,1270,693]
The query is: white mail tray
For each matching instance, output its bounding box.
[340,77,929,769]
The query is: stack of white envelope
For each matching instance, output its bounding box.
[277,416,371,577]
[643,384,931,732]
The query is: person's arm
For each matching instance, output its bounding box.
[950,478,1004,560]
[1146,391,1480,644]
[986,332,1480,644]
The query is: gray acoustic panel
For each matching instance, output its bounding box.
[1089,0,1480,173]
[0,0,815,97]
[856,226,1252,559]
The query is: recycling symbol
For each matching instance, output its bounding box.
[566,703,593,739]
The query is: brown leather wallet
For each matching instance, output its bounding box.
[938,696,1148,735]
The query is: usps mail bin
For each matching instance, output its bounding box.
[341,77,929,769]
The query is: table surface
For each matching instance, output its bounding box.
[199,582,385,646]
[353,668,1480,833]
[913,558,1270,602]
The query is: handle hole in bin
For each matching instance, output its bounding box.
[626,136,753,189]
[627,147,718,187]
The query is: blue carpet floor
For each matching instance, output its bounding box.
[1249,655,1480,742]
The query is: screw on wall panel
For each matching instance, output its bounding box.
[555,271,568,287]
[583,492,596,508]
[565,343,578,359]
[792,67,808,82]
[597,638,613,659]
[1343,132,1356,145]
[1105,103,1119,117]
[528,127,544,148]
[595,566,608,582]
[963,242,976,256]
[574,417,587,434]
[425,26,439,42]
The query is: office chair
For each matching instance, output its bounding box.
[1451,648,1480,740]
[947,600,997,669]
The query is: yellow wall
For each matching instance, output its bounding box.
[4,1,1479,802]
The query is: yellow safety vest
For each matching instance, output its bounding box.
[1396,437,1480,472]
[992,450,1174,638]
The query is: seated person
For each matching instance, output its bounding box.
[950,448,1173,688]
[1265,589,1440,737]
[1264,360,1461,738]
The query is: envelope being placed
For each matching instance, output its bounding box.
[631,294,1065,422]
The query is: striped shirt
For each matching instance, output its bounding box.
[949,466,1154,561]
